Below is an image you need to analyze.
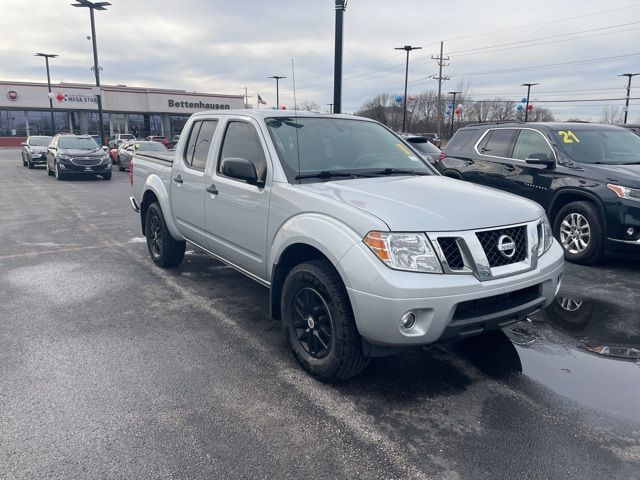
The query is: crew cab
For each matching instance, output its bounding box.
[130,110,564,382]
[439,122,640,264]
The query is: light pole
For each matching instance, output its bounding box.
[333,0,347,114]
[448,91,461,138]
[619,73,639,124]
[521,82,539,122]
[395,45,422,133]
[72,0,110,145]
[269,76,286,109]
[35,53,58,135]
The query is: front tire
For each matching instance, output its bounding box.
[103,172,112,180]
[54,161,65,181]
[281,259,369,382]
[46,162,54,176]
[144,202,186,268]
[27,160,34,169]
[553,201,604,265]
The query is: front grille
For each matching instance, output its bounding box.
[476,226,527,267]
[452,284,540,322]
[438,237,465,269]
[71,157,101,166]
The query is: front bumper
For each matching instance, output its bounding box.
[29,154,47,164]
[58,159,111,175]
[338,240,564,347]
[604,198,640,258]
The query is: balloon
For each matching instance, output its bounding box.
[527,103,534,110]
[454,108,461,115]
[521,97,528,103]
[457,104,463,109]
[516,104,524,111]
[395,95,403,103]
[281,106,287,110]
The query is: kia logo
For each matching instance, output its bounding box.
[497,235,516,259]
[7,90,18,101]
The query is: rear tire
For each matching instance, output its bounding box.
[144,202,186,268]
[553,201,604,265]
[281,259,369,382]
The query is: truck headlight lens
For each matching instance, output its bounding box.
[607,183,640,202]
[364,232,442,273]
[538,215,553,257]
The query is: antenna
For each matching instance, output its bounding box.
[291,58,301,181]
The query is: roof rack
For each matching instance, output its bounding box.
[465,120,526,127]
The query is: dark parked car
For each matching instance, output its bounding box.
[115,140,168,171]
[439,122,640,264]
[21,135,52,169]
[618,124,640,136]
[46,134,112,181]
[403,135,442,165]
[421,132,441,148]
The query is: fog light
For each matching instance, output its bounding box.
[626,227,636,237]
[400,311,416,330]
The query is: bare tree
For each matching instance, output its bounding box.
[297,100,320,111]
[600,105,624,124]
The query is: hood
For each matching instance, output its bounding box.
[59,148,104,157]
[581,163,640,188]
[298,176,543,232]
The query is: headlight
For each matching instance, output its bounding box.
[607,183,640,202]
[537,215,553,257]
[364,231,442,273]
[58,154,71,160]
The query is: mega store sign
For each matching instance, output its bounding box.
[53,92,97,104]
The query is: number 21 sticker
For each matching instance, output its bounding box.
[558,131,580,143]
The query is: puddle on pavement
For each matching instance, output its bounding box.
[501,293,640,421]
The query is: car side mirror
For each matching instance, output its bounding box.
[525,153,555,166]
[102,146,109,151]
[221,157,260,185]
[21,142,27,147]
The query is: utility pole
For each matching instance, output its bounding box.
[448,91,461,138]
[35,53,58,135]
[327,103,334,113]
[395,45,422,133]
[333,0,347,114]
[72,0,110,145]
[432,41,450,140]
[521,82,539,122]
[243,87,253,109]
[619,73,639,124]
[269,76,286,109]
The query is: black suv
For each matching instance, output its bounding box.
[46,134,112,181]
[439,122,640,264]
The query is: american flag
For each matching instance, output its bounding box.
[258,94,267,105]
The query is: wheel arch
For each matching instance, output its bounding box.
[139,175,183,240]
[548,189,607,235]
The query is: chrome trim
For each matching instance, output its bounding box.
[185,238,271,288]
[428,220,540,281]
[70,156,102,167]
[607,237,640,245]
[473,127,557,163]
[129,196,140,213]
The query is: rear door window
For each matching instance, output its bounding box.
[191,120,218,171]
[479,129,517,157]
[446,129,478,151]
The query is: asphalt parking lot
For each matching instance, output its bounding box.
[1,147,639,479]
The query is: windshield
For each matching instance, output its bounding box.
[406,138,440,155]
[265,117,432,181]
[59,137,100,150]
[553,129,640,165]
[138,142,167,152]
[29,136,51,146]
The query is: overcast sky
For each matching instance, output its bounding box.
[1,0,639,120]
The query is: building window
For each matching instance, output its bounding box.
[87,112,110,137]
[127,114,144,138]
[27,111,68,136]
[0,110,27,136]
[170,115,190,137]
[148,115,163,136]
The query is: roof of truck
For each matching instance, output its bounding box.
[190,109,372,121]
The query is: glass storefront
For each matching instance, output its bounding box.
[0,110,27,136]
[87,112,110,137]
[170,115,190,138]
[127,114,162,138]
[27,111,68,135]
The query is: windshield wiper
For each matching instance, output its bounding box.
[295,170,364,180]
[368,168,428,176]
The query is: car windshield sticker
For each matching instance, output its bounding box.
[135,143,141,149]
[396,143,420,161]
[558,131,580,144]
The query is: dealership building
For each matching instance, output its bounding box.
[0,80,245,146]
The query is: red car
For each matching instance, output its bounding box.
[146,135,170,147]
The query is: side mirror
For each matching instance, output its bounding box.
[102,146,109,151]
[525,153,555,166]
[221,157,259,185]
[21,142,28,147]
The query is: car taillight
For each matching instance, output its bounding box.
[438,152,446,161]
[129,159,134,186]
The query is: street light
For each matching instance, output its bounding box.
[395,45,422,133]
[333,0,347,114]
[269,76,286,109]
[521,83,539,122]
[35,53,58,135]
[619,73,639,124]
[72,0,110,145]
[448,91,461,138]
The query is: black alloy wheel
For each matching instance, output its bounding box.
[292,287,333,359]
[147,211,163,260]
[144,202,186,268]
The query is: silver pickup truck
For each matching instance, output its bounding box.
[130,110,564,382]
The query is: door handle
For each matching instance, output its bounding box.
[173,175,183,184]
[504,165,516,172]
[206,184,218,194]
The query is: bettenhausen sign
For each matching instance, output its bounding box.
[168,99,230,109]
